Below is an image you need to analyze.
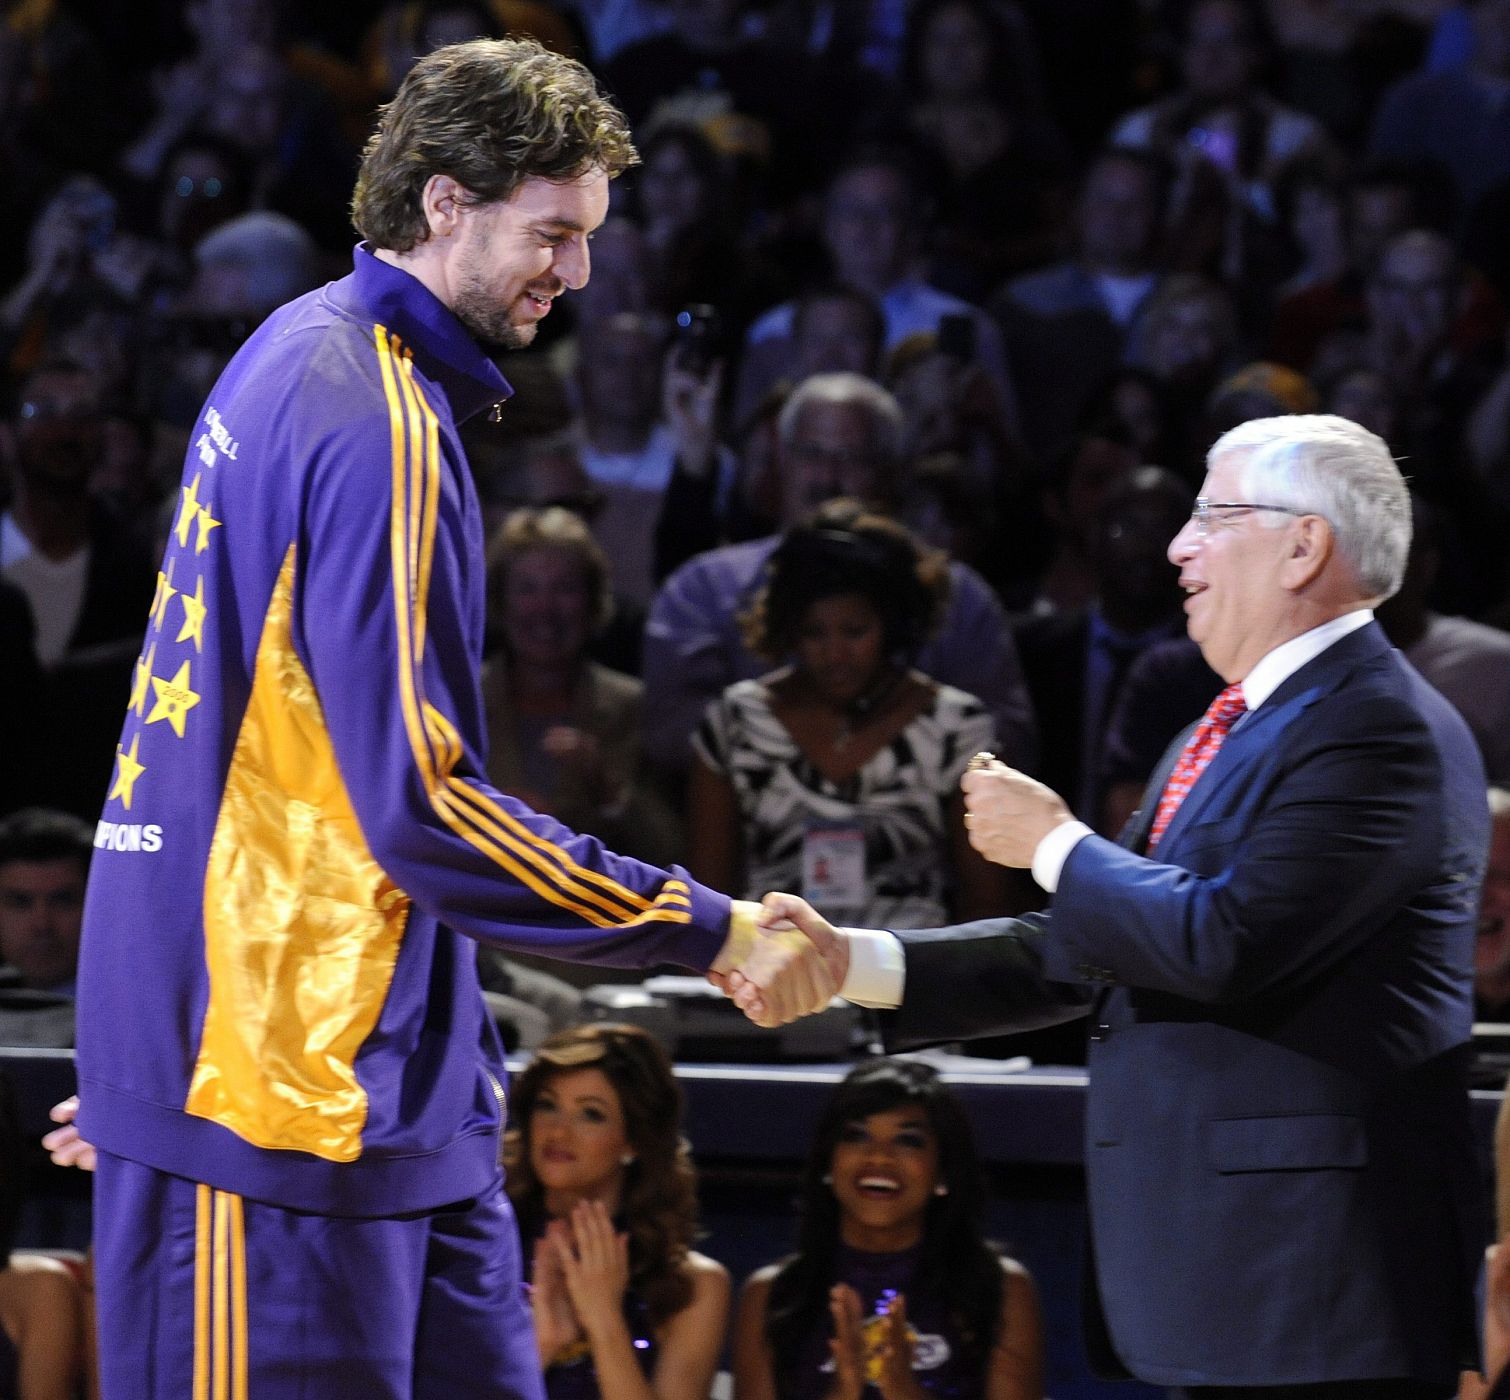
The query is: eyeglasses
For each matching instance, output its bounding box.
[1189,498,1312,536]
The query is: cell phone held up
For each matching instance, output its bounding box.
[672,304,722,377]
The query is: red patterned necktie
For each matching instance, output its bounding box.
[1146,683,1247,852]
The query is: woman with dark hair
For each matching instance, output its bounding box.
[506,1023,730,1400]
[687,500,1008,928]
[732,1060,1042,1400]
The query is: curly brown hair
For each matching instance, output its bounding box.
[352,37,638,253]
[740,499,951,665]
[504,1024,698,1329]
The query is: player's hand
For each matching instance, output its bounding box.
[711,896,846,1026]
[42,1097,96,1171]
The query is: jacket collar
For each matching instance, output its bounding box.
[344,244,512,424]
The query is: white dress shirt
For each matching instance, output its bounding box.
[838,610,1375,1008]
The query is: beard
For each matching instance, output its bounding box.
[451,283,537,352]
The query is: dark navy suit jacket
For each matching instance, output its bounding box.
[885,622,1489,1388]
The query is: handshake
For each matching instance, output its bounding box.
[707,895,851,1028]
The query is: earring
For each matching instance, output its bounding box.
[821,1173,833,1185]
[620,1152,636,1166]
[933,1184,948,1197]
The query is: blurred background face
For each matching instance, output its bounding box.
[1182,0,1256,103]
[0,857,85,989]
[824,166,915,295]
[1078,158,1159,271]
[1326,367,1396,442]
[160,146,245,250]
[638,138,714,235]
[527,1067,630,1202]
[1092,477,1191,617]
[205,46,288,156]
[1146,294,1228,383]
[14,368,103,494]
[1053,435,1139,542]
[780,401,888,524]
[1367,235,1459,353]
[577,316,663,427]
[501,546,595,671]
[793,592,888,704]
[793,299,882,379]
[920,2,993,97]
[1347,184,1415,277]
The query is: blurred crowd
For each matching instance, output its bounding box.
[10,1,1510,1016]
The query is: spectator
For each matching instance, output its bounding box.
[1368,0,1510,221]
[1014,467,1193,825]
[1476,787,1510,1021]
[732,1059,1043,1400]
[570,311,734,606]
[1112,0,1331,222]
[1125,273,1245,477]
[994,145,1170,461]
[1,360,155,819]
[182,211,323,326]
[642,372,1036,780]
[1020,426,1142,616]
[506,1023,731,1400]
[742,150,1021,435]
[481,507,683,869]
[689,501,1009,928]
[900,0,1069,298]
[626,122,781,344]
[0,807,91,1047]
[1268,158,1450,372]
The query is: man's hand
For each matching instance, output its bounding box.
[708,896,847,1027]
[961,761,1074,868]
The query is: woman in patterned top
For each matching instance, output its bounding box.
[688,499,1009,929]
[506,1024,730,1400]
[731,1059,1043,1400]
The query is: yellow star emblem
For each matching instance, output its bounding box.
[194,503,222,555]
[176,577,207,651]
[146,659,201,738]
[175,474,204,549]
[128,641,157,717]
[150,560,178,632]
[109,733,147,810]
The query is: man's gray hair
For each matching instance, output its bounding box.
[776,372,905,462]
[1210,414,1411,599]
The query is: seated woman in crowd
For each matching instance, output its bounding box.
[506,1023,730,1400]
[481,506,682,869]
[688,500,1008,929]
[732,1059,1043,1400]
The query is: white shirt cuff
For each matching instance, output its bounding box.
[838,927,905,1008]
[1032,820,1094,893]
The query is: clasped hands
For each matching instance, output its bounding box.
[709,758,1070,1026]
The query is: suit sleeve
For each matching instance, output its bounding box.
[1041,689,1461,1003]
[292,345,729,970]
[880,914,1093,1050]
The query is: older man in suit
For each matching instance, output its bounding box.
[732,415,1488,1397]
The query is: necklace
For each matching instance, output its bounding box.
[832,669,904,753]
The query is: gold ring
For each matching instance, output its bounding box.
[966,751,996,771]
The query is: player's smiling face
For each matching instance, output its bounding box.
[445,168,608,350]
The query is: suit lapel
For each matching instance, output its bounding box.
[1126,622,1393,855]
